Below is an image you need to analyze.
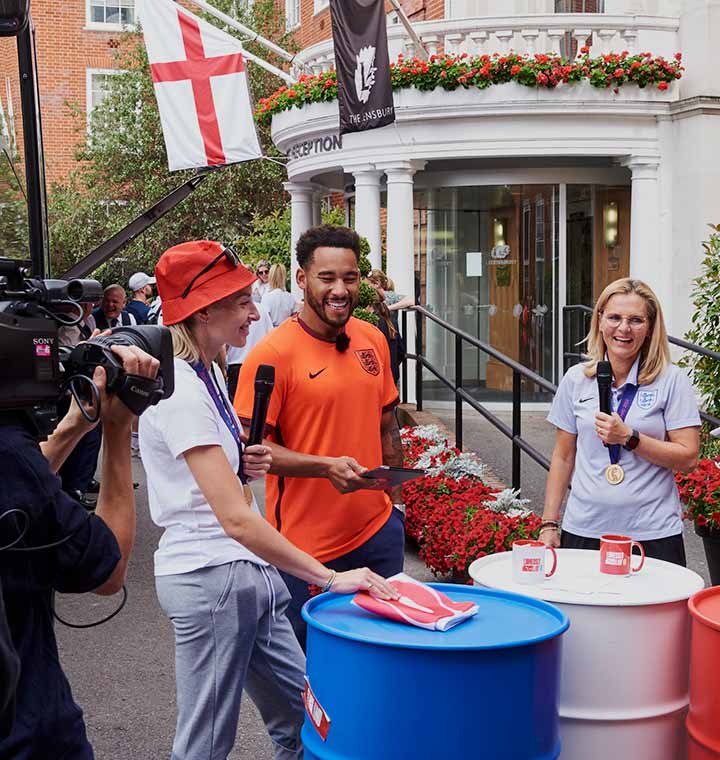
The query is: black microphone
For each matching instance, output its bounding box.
[596,361,613,416]
[247,364,275,446]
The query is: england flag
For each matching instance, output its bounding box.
[138,0,262,171]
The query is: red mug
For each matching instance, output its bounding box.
[512,539,558,584]
[599,534,645,575]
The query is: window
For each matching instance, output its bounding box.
[285,0,300,30]
[314,0,329,13]
[87,69,122,116]
[87,0,135,28]
[554,0,603,58]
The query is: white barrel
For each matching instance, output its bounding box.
[469,549,704,760]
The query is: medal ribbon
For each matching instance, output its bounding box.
[608,383,639,466]
[192,361,247,484]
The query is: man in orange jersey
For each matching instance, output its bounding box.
[234,225,405,648]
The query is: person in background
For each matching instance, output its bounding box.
[93,284,137,330]
[57,301,102,506]
[235,225,407,650]
[140,240,397,760]
[261,263,298,327]
[251,260,270,303]
[126,272,156,325]
[370,290,405,386]
[227,302,274,404]
[147,295,163,325]
[367,269,415,312]
[541,278,700,565]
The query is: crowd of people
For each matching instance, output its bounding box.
[0,221,703,760]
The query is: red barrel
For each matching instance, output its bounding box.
[688,588,720,759]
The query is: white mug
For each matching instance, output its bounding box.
[512,540,558,585]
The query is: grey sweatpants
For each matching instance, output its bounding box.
[156,561,306,760]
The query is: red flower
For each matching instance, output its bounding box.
[614,68,624,78]
[580,46,590,54]
[658,81,668,91]
[287,89,297,97]
[440,70,447,79]
[511,65,521,75]
[675,52,683,61]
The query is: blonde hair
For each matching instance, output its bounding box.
[583,278,670,385]
[169,320,201,363]
[368,269,388,290]
[268,263,287,291]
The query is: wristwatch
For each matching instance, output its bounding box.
[623,428,640,451]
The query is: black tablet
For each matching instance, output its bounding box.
[361,466,426,486]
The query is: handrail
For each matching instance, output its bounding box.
[401,301,720,493]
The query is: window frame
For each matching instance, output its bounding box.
[86,68,124,129]
[85,0,136,32]
[313,0,329,15]
[285,0,301,30]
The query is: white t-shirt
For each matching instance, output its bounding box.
[547,357,701,540]
[261,288,297,327]
[226,304,274,366]
[139,358,266,576]
[252,281,269,303]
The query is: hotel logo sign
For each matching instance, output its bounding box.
[287,134,343,160]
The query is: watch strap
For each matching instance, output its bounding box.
[623,428,640,451]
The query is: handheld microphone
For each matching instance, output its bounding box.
[596,361,613,416]
[247,364,275,446]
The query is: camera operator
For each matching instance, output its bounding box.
[0,584,19,739]
[0,345,159,760]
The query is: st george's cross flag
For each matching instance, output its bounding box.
[138,0,262,172]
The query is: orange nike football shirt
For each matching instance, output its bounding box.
[234,316,399,563]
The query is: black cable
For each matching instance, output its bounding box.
[52,585,128,629]
[1,506,130,628]
[66,374,101,424]
[4,509,94,552]
[0,508,29,551]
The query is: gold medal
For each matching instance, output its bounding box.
[605,464,625,485]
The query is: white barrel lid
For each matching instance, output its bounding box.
[469,549,705,607]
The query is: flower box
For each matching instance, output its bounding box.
[402,425,541,579]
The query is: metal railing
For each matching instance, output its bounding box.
[400,304,720,492]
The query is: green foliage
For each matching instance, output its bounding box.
[357,280,376,309]
[237,207,292,271]
[352,307,379,327]
[48,0,291,285]
[685,224,720,457]
[358,236,372,277]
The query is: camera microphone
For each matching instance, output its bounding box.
[247,365,275,446]
[597,361,613,416]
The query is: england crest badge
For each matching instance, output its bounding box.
[637,389,658,410]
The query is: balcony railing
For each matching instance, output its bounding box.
[292,13,680,77]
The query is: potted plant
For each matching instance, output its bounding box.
[677,460,720,585]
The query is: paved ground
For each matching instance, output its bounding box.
[55,412,708,758]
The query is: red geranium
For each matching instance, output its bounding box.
[678,458,720,530]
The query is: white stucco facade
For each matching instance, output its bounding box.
[272,1,720,398]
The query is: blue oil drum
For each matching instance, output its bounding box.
[301,584,569,760]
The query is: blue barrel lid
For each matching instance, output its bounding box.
[302,583,569,651]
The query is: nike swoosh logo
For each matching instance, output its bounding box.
[309,368,327,379]
[578,397,594,403]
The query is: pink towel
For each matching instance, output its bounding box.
[352,573,478,631]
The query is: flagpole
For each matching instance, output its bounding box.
[184,0,309,73]
[387,0,429,61]
[241,45,297,84]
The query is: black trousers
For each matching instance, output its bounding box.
[57,398,102,494]
[561,528,687,567]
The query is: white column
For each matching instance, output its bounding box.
[312,190,323,228]
[284,181,315,297]
[380,161,423,403]
[351,166,383,270]
[625,157,663,300]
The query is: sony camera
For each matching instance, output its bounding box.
[0,257,174,438]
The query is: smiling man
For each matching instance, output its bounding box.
[234,225,405,648]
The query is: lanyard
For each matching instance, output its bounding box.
[192,361,246,484]
[608,383,639,465]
